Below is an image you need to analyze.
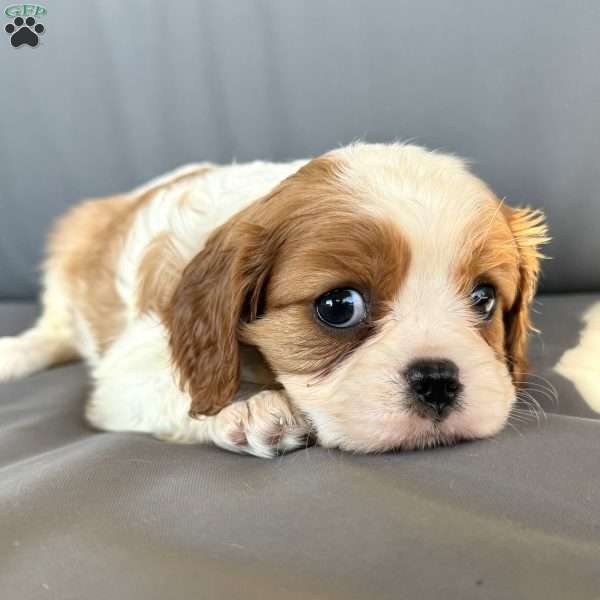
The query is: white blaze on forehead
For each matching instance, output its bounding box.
[320,142,502,374]
[330,142,497,284]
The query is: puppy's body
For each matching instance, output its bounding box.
[0,144,548,457]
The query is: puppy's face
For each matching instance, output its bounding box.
[168,144,548,452]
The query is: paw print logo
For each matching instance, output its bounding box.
[5,16,44,47]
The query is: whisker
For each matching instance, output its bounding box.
[515,390,547,424]
[506,421,524,436]
[520,387,558,408]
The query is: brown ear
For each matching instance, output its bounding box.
[503,207,550,384]
[164,220,272,417]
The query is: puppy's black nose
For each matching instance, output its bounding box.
[405,359,461,418]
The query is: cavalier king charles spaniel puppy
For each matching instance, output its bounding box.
[0,143,549,457]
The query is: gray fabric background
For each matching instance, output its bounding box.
[1,0,599,298]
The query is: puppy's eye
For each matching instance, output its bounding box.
[314,288,367,328]
[470,283,496,320]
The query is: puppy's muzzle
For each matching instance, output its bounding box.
[405,359,462,419]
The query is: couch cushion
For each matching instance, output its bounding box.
[1,299,599,599]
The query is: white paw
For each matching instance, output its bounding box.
[554,301,600,413]
[0,336,40,381]
[210,390,312,458]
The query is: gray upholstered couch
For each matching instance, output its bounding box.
[1,2,599,598]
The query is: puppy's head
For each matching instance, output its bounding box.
[166,144,549,452]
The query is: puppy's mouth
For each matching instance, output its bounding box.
[309,411,475,454]
[388,421,471,452]
[406,401,463,425]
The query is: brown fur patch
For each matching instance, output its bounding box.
[165,157,410,416]
[454,200,521,361]
[47,193,144,353]
[163,217,248,416]
[501,206,549,383]
[137,233,185,315]
[46,165,213,354]
[242,215,410,378]
[454,200,548,379]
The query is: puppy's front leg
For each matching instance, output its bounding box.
[159,390,311,458]
[86,316,311,458]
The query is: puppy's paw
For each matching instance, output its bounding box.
[0,336,39,381]
[210,390,311,458]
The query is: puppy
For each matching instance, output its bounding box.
[0,143,548,457]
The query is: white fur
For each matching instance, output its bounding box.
[0,275,78,379]
[554,302,600,412]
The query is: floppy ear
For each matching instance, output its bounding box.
[503,207,550,384]
[164,220,273,417]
